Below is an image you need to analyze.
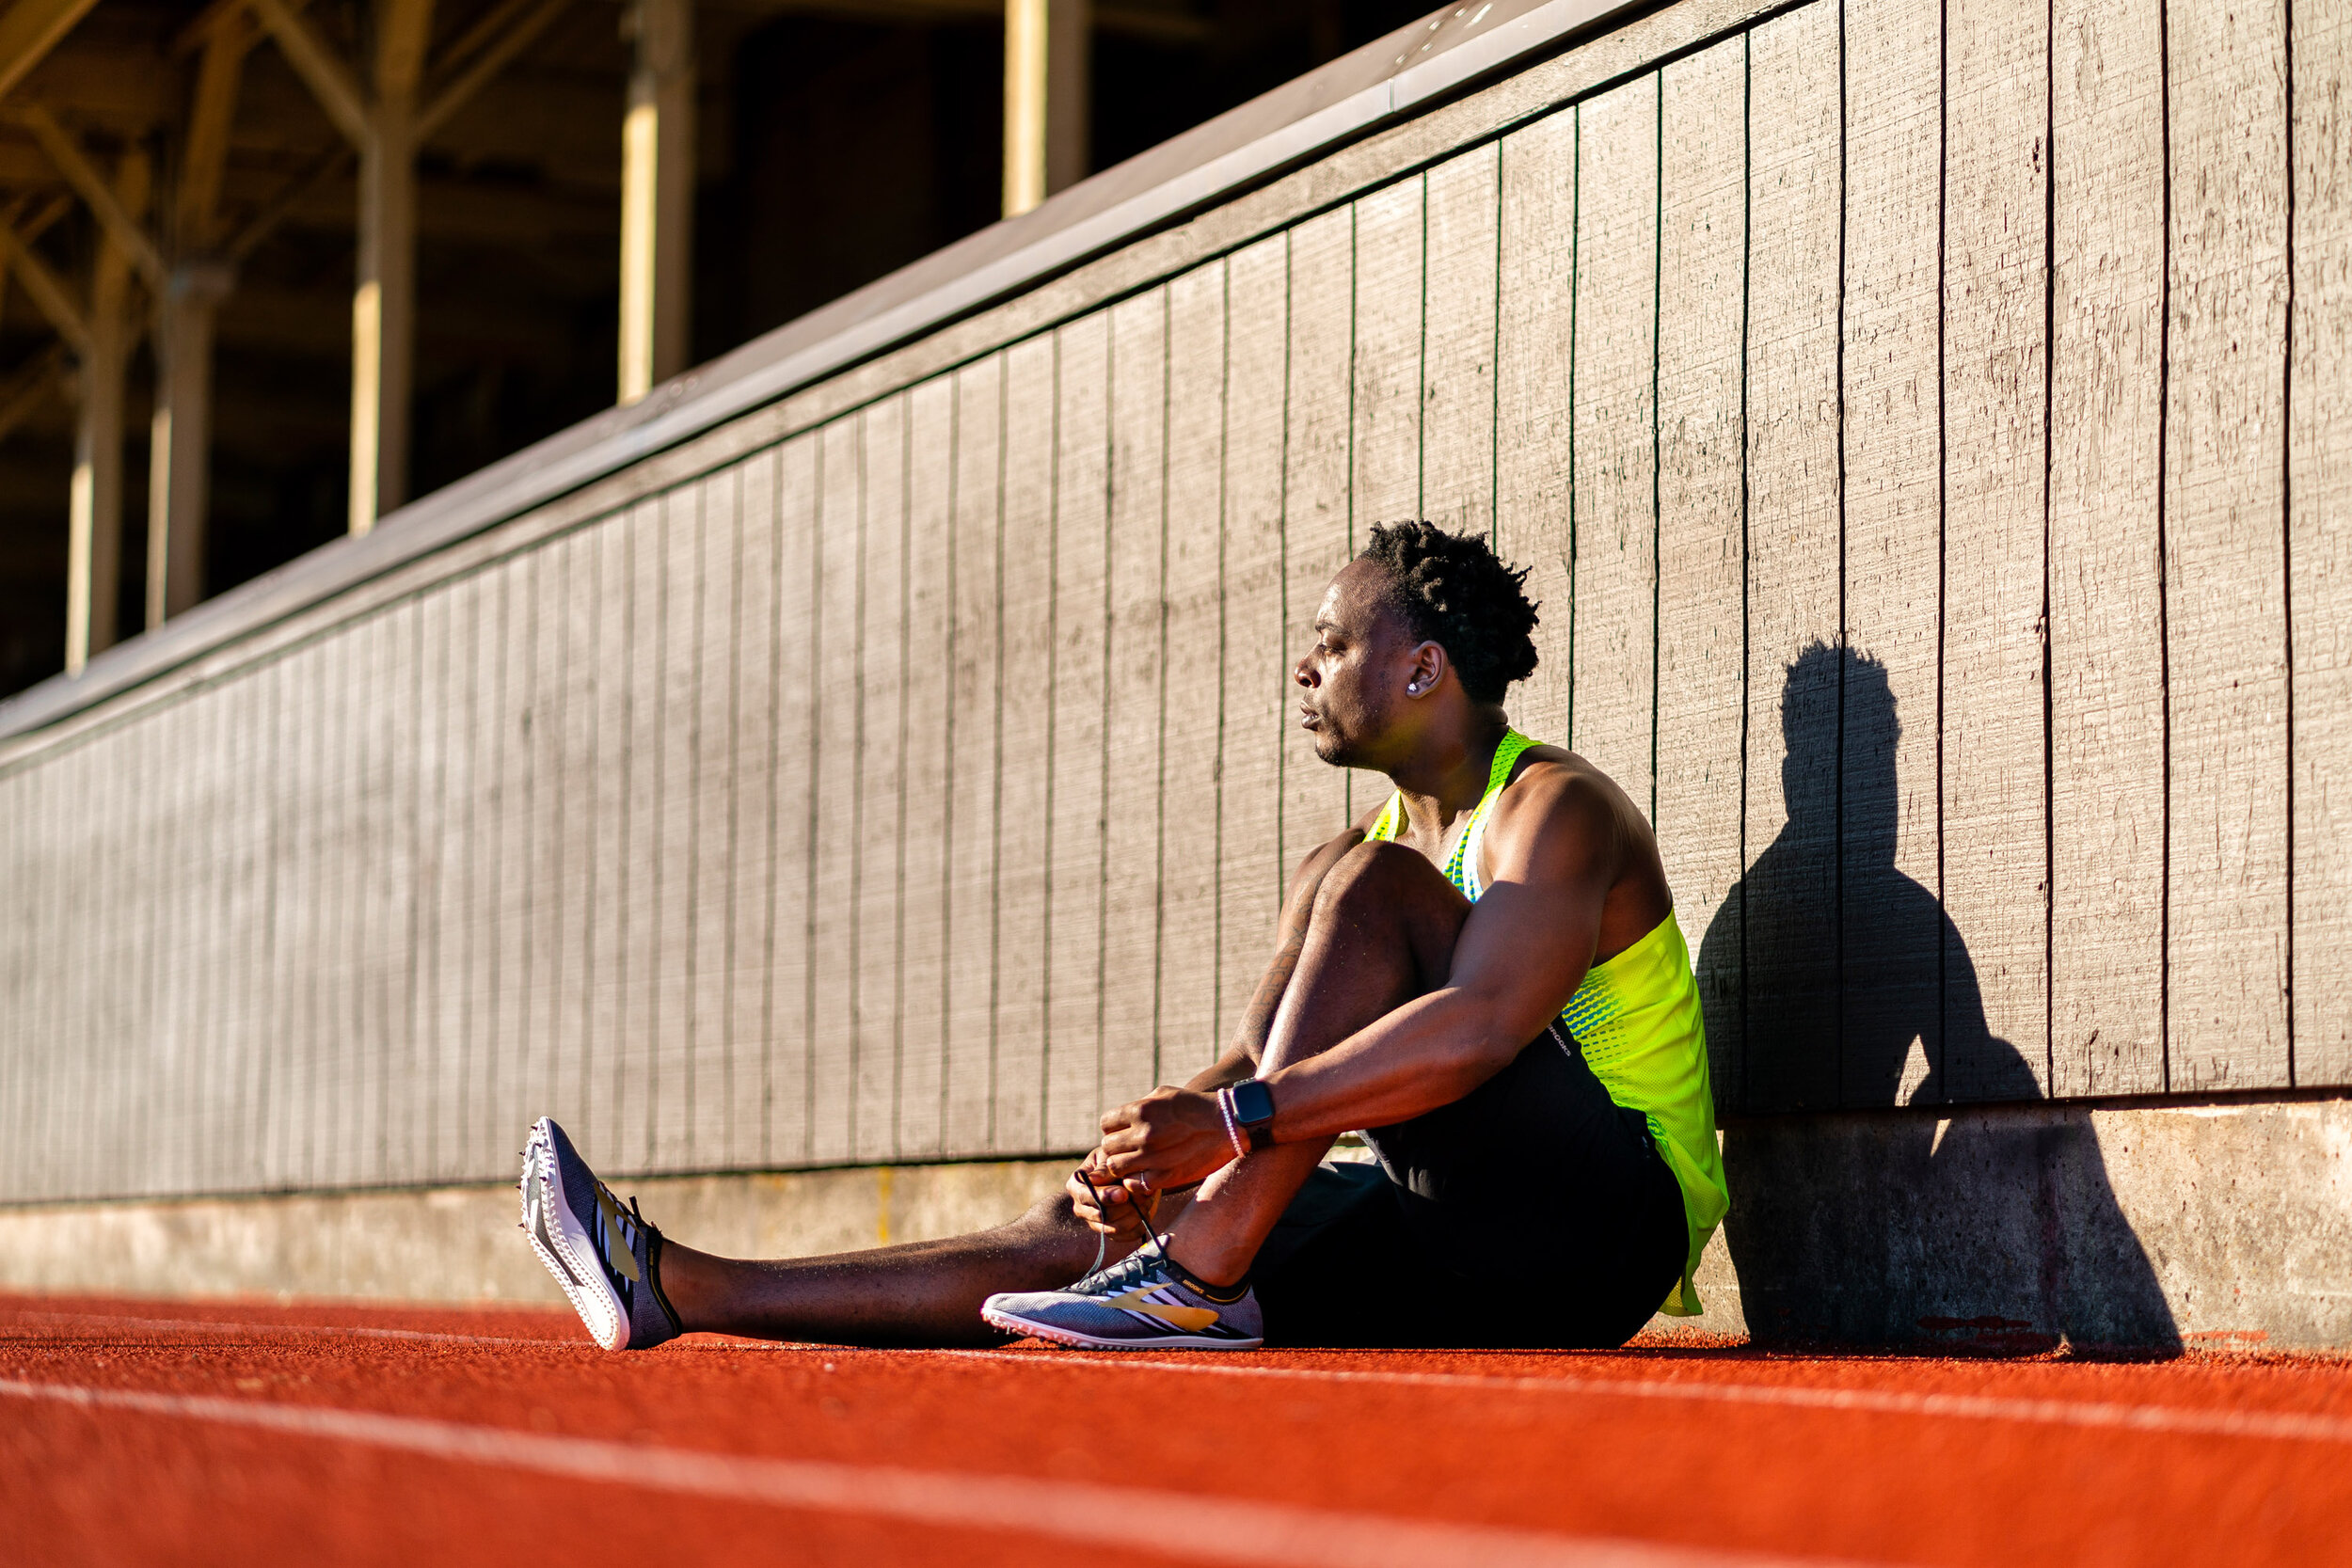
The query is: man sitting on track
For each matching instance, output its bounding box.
[520,521,1728,1353]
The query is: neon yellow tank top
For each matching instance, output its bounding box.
[1368,730,1730,1317]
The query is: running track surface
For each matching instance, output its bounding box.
[4,1293,2346,1567]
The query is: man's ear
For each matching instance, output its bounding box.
[1406,641,1447,696]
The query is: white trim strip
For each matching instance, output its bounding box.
[936,1349,2352,1447]
[0,1377,1851,1568]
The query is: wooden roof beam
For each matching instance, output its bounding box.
[246,0,367,146]
[15,103,166,286]
[0,0,100,104]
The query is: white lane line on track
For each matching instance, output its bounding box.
[0,1310,564,1350]
[0,1377,1850,1568]
[934,1349,2352,1448]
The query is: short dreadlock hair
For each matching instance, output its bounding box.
[1359,521,1540,704]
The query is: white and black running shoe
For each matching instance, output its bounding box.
[520,1117,683,1352]
[981,1248,1264,1351]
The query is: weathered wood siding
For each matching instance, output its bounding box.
[0,0,2344,1199]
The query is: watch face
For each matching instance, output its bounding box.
[1230,1078,1275,1127]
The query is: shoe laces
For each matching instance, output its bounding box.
[1072,1168,1170,1285]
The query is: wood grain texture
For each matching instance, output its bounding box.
[1740,7,1844,1115]
[582,514,633,1166]
[2050,0,2167,1097]
[615,501,663,1171]
[771,439,821,1163]
[997,335,1058,1150]
[1569,74,1660,814]
[897,382,957,1154]
[1100,291,1169,1105]
[1160,261,1229,1079]
[1046,315,1112,1150]
[688,474,740,1167]
[1220,233,1293,1064]
[655,491,706,1169]
[2290,0,2352,1085]
[2165,0,2291,1089]
[1656,37,1748,1103]
[1942,0,2053,1101]
[944,360,1005,1151]
[1495,106,1580,748]
[810,418,865,1165]
[857,400,912,1162]
[1422,142,1501,539]
[1280,211,1358,855]
[1840,0,1947,1107]
[723,452,781,1167]
[1353,177,1426,528]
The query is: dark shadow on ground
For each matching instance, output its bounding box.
[1696,643,2181,1354]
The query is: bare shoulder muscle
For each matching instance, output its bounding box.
[1483,747,1674,959]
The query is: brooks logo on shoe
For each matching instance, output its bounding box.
[1106,1288,1219,1333]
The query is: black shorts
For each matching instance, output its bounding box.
[1249,1024,1688,1349]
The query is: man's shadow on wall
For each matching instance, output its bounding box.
[1694,642,2180,1353]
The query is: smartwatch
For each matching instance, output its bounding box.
[1227,1078,1277,1151]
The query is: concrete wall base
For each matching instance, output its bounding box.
[1,1097,2342,1351]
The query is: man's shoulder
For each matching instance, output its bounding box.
[1492,747,1637,846]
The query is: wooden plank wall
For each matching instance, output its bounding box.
[0,0,2345,1200]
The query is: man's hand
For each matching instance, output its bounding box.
[1065,1164,1155,1241]
[1094,1085,1235,1192]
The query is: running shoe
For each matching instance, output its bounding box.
[980,1248,1263,1351]
[519,1117,683,1352]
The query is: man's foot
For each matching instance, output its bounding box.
[519,1117,684,1352]
[980,1248,1263,1351]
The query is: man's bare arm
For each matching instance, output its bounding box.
[1092,765,1622,1188]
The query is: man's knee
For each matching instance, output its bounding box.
[1311,838,1457,923]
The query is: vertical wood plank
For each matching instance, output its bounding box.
[1046,316,1111,1149]
[416,581,460,1180]
[657,490,706,1167]
[1281,211,1359,852]
[689,471,739,1165]
[1353,177,1426,526]
[810,422,864,1164]
[1943,0,2053,1101]
[1656,37,1750,1101]
[724,453,779,1168]
[1496,107,1580,747]
[998,336,1057,1149]
[898,383,956,1153]
[770,440,821,1164]
[857,401,912,1161]
[2290,0,2352,1084]
[520,546,567,1164]
[1220,234,1293,1062]
[383,605,425,1180]
[2050,0,2168,1096]
[1741,8,1845,1115]
[615,499,665,1170]
[490,563,536,1177]
[2166,0,2291,1088]
[546,529,597,1144]
[1422,142,1502,539]
[944,360,1004,1151]
[1100,293,1169,1104]
[1841,0,1947,1105]
[1161,261,1230,1078]
[1570,73,1661,813]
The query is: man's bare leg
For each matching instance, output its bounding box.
[657,1192,1153,1346]
[1170,841,1469,1284]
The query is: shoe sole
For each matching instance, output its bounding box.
[978,1304,1263,1352]
[519,1120,628,1352]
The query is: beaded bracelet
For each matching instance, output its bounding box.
[1216,1085,1249,1161]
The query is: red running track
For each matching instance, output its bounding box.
[2,1291,2346,1567]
